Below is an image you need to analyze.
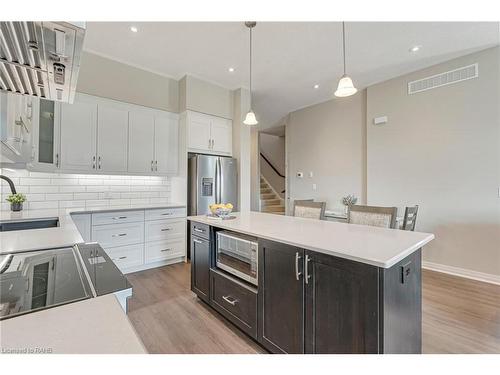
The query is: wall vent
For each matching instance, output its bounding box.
[408,63,478,95]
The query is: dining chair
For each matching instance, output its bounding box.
[402,205,419,231]
[347,204,398,229]
[293,200,326,220]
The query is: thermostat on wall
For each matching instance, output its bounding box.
[373,116,388,125]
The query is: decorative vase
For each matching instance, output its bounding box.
[11,202,23,212]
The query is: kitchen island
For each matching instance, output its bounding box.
[188,212,434,354]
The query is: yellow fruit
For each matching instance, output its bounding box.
[225,203,233,209]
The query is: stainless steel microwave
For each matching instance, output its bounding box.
[216,231,258,286]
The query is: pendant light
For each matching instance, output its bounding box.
[335,22,357,97]
[243,21,258,125]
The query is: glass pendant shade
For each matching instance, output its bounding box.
[334,75,357,97]
[243,110,258,125]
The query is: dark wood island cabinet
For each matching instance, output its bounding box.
[188,213,432,354]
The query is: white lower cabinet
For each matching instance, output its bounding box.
[104,244,144,272]
[82,207,186,274]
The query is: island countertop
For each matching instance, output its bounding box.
[188,212,434,268]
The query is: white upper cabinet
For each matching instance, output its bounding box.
[186,111,232,156]
[60,96,97,172]
[154,114,178,175]
[128,111,155,173]
[210,116,232,155]
[97,104,129,173]
[187,111,212,152]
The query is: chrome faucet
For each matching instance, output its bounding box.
[0,175,17,194]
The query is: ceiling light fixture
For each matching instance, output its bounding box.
[228,67,235,72]
[130,26,138,33]
[334,22,357,98]
[409,45,421,53]
[243,21,258,126]
[314,84,320,89]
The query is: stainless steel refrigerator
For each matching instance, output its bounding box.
[188,154,238,216]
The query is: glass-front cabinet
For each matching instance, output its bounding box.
[30,98,61,171]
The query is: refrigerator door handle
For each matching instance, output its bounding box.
[215,157,219,204]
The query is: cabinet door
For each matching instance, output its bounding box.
[60,98,97,172]
[258,239,304,353]
[191,235,211,303]
[210,117,232,155]
[97,104,128,173]
[154,114,178,174]
[187,112,211,152]
[304,251,379,354]
[128,111,155,173]
[30,98,61,171]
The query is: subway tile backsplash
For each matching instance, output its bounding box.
[0,169,171,211]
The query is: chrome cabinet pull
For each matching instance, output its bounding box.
[208,139,211,149]
[113,256,127,260]
[305,254,311,284]
[160,248,171,252]
[295,252,302,281]
[161,212,173,216]
[98,156,102,169]
[193,239,203,244]
[155,160,158,171]
[193,227,205,233]
[55,153,59,168]
[222,295,238,306]
[151,160,154,171]
[92,155,96,169]
[161,228,171,232]
[112,233,127,237]
[112,216,127,220]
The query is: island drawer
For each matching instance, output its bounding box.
[92,210,145,226]
[190,221,210,240]
[210,269,257,339]
[145,239,185,263]
[145,207,186,221]
[104,244,144,273]
[145,219,185,242]
[92,222,144,248]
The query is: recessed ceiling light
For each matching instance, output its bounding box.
[409,45,421,53]
[228,67,235,73]
[313,84,320,89]
[130,26,138,33]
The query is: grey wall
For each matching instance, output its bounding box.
[179,75,234,119]
[77,52,179,112]
[260,133,286,198]
[367,46,500,276]
[287,90,367,212]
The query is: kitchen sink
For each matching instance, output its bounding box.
[0,218,59,232]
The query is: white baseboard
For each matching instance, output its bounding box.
[422,261,500,286]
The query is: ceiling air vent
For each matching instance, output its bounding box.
[408,63,478,95]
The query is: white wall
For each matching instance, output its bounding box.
[287,90,367,212]
[367,46,500,277]
[0,169,171,211]
[77,52,179,112]
[179,75,234,119]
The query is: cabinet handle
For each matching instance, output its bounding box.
[304,254,311,284]
[193,227,205,233]
[208,139,211,149]
[161,228,171,232]
[155,160,158,171]
[295,252,302,281]
[112,233,127,237]
[112,216,127,220]
[222,295,238,306]
[160,248,171,252]
[92,155,96,169]
[98,156,102,169]
[211,139,215,149]
[113,256,127,261]
[161,212,173,216]
[55,153,59,168]
[151,160,154,171]
[193,238,203,244]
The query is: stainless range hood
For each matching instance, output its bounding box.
[0,21,85,103]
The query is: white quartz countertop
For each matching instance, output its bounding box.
[188,212,434,268]
[0,203,186,254]
[0,294,146,354]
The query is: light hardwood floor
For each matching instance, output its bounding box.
[126,263,500,354]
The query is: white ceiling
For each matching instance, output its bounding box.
[83,22,499,129]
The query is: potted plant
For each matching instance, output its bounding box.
[6,193,26,212]
[342,194,358,215]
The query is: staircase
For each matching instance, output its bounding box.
[260,176,285,215]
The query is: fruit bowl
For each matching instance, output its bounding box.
[209,203,233,218]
